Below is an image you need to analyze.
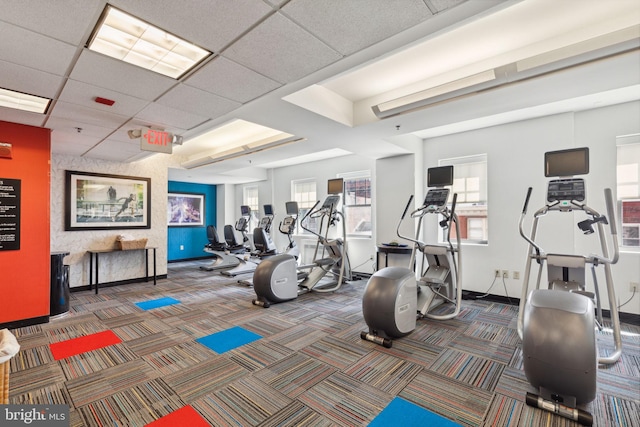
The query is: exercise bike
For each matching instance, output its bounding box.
[220,205,259,277]
[252,204,278,258]
[252,192,351,307]
[361,165,462,348]
[278,201,301,260]
[518,147,622,426]
[199,225,243,272]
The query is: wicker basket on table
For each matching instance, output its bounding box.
[117,238,148,250]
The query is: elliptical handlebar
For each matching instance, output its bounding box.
[522,187,533,215]
[299,200,321,236]
[519,188,543,258]
[604,188,620,264]
[446,193,458,250]
[401,195,414,220]
[396,195,418,245]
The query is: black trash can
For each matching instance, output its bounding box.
[50,252,70,316]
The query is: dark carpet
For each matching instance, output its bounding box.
[8,261,640,426]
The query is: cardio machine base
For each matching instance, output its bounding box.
[523,289,597,411]
[361,267,417,347]
[199,248,241,272]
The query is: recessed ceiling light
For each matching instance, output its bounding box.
[179,119,305,168]
[87,6,212,79]
[0,87,51,113]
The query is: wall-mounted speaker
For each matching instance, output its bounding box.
[0,143,12,159]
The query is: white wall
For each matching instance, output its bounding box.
[423,101,640,315]
[51,154,169,289]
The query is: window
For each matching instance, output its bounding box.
[438,154,488,244]
[292,179,317,234]
[617,134,640,248]
[243,185,259,230]
[339,171,372,237]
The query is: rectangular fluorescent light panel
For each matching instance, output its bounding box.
[0,87,51,113]
[88,6,211,79]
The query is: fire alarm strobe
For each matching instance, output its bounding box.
[95,97,115,106]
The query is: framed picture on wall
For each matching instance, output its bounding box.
[167,193,205,226]
[65,170,151,230]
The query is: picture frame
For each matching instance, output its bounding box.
[65,170,151,231]
[168,192,205,227]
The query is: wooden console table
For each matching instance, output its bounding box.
[88,247,157,294]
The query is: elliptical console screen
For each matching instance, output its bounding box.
[545,147,589,177]
[322,194,341,210]
[547,178,586,202]
[427,165,454,187]
[423,188,450,207]
[263,204,273,216]
[285,201,298,215]
[241,205,251,216]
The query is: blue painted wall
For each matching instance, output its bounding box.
[168,181,217,261]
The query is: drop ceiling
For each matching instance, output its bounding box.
[0,0,638,185]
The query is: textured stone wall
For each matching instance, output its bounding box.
[50,154,169,289]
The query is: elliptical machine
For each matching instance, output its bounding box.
[252,182,351,307]
[518,147,621,426]
[361,165,462,348]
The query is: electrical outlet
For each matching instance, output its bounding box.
[631,282,639,292]
[513,271,520,280]
[369,254,374,260]
[179,245,184,250]
[502,270,509,279]
[494,269,500,278]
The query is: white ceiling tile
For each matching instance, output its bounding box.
[50,101,129,128]
[0,22,78,76]
[51,131,100,151]
[59,80,150,117]
[0,0,105,45]
[282,0,433,55]
[0,106,45,127]
[0,60,64,99]
[50,142,93,157]
[186,56,281,103]
[108,0,273,52]
[85,139,144,157]
[70,50,176,101]
[224,12,343,84]
[135,102,209,130]
[156,84,241,118]
[45,116,114,139]
[427,0,467,13]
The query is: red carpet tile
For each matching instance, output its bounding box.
[145,405,209,427]
[49,330,122,360]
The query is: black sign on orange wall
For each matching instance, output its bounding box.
[0,178,20,251]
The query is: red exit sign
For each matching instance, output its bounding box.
[140,127,173,154]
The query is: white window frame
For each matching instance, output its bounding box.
[291,178,317,235]
[438,154,488,244]
[338,170,372,238]
[243,185,259,230]
[616,134,640,250]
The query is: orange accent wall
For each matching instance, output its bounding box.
[0,120,51,324]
